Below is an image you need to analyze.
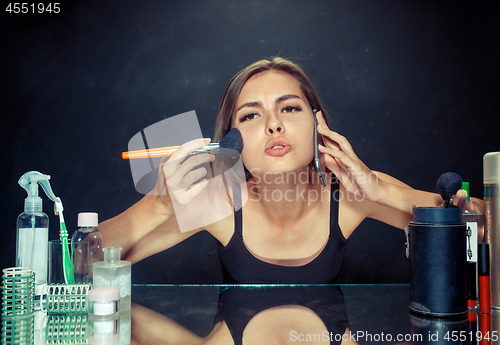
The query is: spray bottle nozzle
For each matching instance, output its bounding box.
[19,171,60,213]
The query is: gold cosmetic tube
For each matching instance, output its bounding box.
[484,152,500,309]
[485,185,500,308]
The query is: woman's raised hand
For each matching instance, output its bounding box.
[316,111,383,203]
[151,138,213,212]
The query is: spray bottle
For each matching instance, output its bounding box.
[16,171,73,308]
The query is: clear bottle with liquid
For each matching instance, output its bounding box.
[16,172,52,309]
[16,209,48,287]
[93,247,131,310]
[71,212,104,284]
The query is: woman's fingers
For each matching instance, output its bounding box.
[315,110,340,150]
[319,142,372,196]
[170,178,209,206]
[318,144,354,171]
[177,166,208,190]
[315,111,355,156]
[454,189,468,208]
[163,138,211,177]
[317,111,379,201]
[165,153,212,190]
[317,127,355,156]
[154,138,215,207]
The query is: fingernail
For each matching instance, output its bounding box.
[205,138,212,145]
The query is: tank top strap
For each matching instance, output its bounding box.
[233,185,243,236]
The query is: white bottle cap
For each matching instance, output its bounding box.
[484,152,500,184]
[78,212,99,227]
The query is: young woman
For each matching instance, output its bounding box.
[100,57,448,283]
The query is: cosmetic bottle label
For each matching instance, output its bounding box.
[93,273,131,298]
[466,222,478,262]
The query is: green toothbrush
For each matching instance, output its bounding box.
[54,198,74,284]
[32,173,74,284]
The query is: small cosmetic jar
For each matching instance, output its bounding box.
[89,287,120,316]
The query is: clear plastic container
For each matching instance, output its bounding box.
[16,212,49,291]
[93,247,131,310]
[71,213,104,284]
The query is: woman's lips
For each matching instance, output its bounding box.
[264,144,292,156]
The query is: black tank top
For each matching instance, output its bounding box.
[217,179,347,283]
[213,285,349,345]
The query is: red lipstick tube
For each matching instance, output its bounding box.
[478,243,491,314]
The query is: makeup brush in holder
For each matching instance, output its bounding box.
[407,172,467,317]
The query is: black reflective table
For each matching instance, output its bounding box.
[130,284,500,345]
[12,284,497,344]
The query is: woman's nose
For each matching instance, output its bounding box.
[268,126,282,134]
[266,115,284,135]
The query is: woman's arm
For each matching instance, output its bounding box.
[315,111,463,231]
[100,138,213,259]
[99,193,175,258]
[131,302,205,345]
[124,215,204,264]
[364,172,442,229]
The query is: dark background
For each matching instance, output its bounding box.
[1,0,499,284]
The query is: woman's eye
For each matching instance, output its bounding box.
[282,106,301,113]
[240,113,259,122]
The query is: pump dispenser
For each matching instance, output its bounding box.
[16,171,58,306]
[93,247,131,310]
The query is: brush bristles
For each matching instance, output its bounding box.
[437,172,463,201]
[220,128,244,154]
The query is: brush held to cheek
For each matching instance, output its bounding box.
[122,128,244,159]
[437,172,463,208]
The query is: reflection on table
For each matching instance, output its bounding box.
[130,284,499,345]
[6,284,499,344]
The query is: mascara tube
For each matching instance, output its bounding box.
[479,243,491,314]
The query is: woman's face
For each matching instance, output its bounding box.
[231,70,315,178]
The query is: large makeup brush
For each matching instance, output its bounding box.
[122,128,243,159]
[437,172,463,208]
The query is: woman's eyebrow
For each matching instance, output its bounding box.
[236,94,302,112]
[275,94,301,103]
[236,101,261,112]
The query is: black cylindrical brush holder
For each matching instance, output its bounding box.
[409,312,468,344]
[408,207,467,317]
